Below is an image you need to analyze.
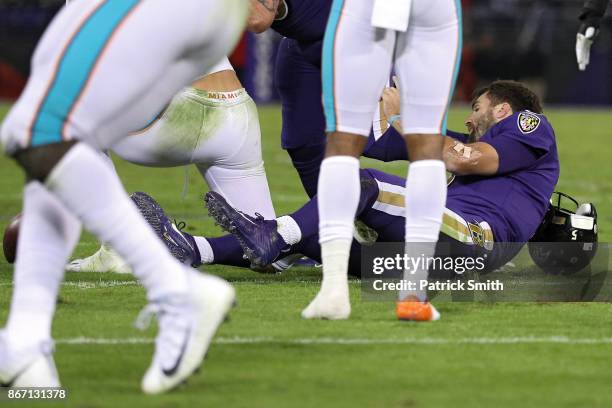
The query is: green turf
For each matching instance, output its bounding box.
[0,104,611,408]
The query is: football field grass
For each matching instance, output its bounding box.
[0,103,611,407]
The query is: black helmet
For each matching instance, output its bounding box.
[528,192,598,275]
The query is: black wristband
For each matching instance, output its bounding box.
[580,9,604,22]
[580,0,609,20]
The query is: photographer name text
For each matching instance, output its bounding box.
[371,279,504,291]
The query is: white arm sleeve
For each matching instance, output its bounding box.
[203,56,235,76]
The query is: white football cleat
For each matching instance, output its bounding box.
[66,245,131,274]
[137,270,235,394]
[0,332,60,388]
[301,285,351,320]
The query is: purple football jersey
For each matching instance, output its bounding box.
[447,111,560,242]
[271,0,331,45]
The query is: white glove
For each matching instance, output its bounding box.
[576,26,598,71]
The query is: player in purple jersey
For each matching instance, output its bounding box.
[366,80,560,244]
[249,0,336,197]
[269,0,331,193]
[130,81,560,281]
[274,38,326,198]
[246,0,330,42]
[249,0,408,198]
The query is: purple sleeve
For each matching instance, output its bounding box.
[482,114,554,174]
[363,127,408,162]
[363,128,468,162]
[485,138,541,174]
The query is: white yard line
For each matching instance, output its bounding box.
[0,281,139,288]
[56,336,612,346]
[0,280,321,288]
[61,281,140,289]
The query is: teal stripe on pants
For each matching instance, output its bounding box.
[31,0,140,147]
[321,0,345,133]
[441,0,463,134]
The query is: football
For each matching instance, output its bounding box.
[3,213,21,264]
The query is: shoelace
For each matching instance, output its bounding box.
[236,211,265,223]
[173,220,187,232]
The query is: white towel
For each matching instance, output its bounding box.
[371,0,412,32]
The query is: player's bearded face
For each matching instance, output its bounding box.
[466,94,495,142]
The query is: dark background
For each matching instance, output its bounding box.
[1,0,612,104]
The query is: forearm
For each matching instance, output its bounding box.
[363,125,465,163]
[443,141,499,176]
[247,0,281,33]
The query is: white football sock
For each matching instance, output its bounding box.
[319,239,353,288]
[47,143,188,300]
[302,241,353,320]
[5,182,81,347]
[276,216,301,245]
[302,156,359,319]
[317,156,360,277]
[202,163,276,219]
[193,236,214,264]
[401,160,447,302]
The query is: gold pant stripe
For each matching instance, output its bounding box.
[376,190,474,243]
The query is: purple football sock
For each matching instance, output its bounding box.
[208,235,250,268]
[290,169,378,240]
[288,168,381,277]
[289,197,319,239]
